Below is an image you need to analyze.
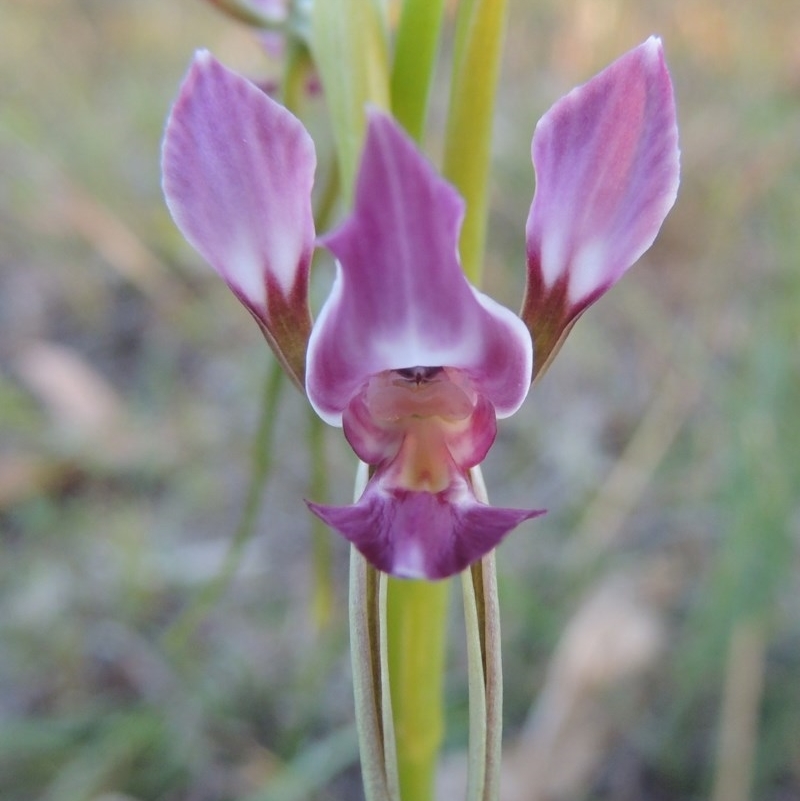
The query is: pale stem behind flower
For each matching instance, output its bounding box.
[443,0,509,284]
[310,0,390,203]
[350,462,401,801]
[390,0,447,141]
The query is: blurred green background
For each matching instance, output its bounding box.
[1,0,799,799]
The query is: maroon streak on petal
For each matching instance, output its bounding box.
[308,479,544,580]
[522,37,680,379]
[306,110,533,426]
[161,51,315,388]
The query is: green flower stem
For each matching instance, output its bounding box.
[307,409,333,630]
[313,3,509,798]
[441,0,511,774]
[386,577,449,801]
[162,357,285,656]
[310,0,390,204]
[442,0,509,284]
[283,37,314,114]
[387,3,453,793]
[383,1,508,797]
[207,0,286,29]
[390,0,447,142]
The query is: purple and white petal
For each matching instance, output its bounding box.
[306,111,533,426]
[162,51,315,387]
[522,37,680,377]
[308,475,544,580]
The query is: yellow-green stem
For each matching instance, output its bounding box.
[384,3,508,798]
[386,578,450,801]
[310,0,390,204]
[307,409,333,630]
[442,0,509,284]
[162,357,285,657]
[390,0,446,141]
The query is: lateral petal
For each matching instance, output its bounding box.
[522,37,680,378]
[162,51,315,387]
[306,111,533,425]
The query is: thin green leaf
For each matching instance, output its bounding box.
[390,0,447,142]
[40,710,162,801]
[162,357,285,656]
[310,0,391,203]
[206,0,287,29]
[244,725,360,801]
[307,408,333,630]
[442,0,509,284]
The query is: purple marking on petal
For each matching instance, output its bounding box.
[306,110,533,426]
[308,478,544,579]
[522,37,680,378]
[161,51,315,386]
[341,367,496,470]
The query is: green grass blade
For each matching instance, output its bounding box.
[162,357,285,656]
[442,0,509,284]
[310,0,391,203]
[390,0,447,142]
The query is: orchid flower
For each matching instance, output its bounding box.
[162,38,679,580]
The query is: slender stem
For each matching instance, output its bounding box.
[162,357,285,655]
[477,554,503,801]
[462,468,503,801]
[386,577,450,801]
[206,0,286,28]
[307,408,333,630]
[379,574,402,801]
[283,37,313,113]
[710,617,766,801]
[442,0,509,284]
[376,2,459,798]
[310,0,390,203]
[462,568,487,799]
[350,464,400,801]
[390,0,447,142]
[382,3,509,798]
[350,550,392,801]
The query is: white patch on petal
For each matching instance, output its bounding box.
[642,35,662,64]
[227,233,267,309]
[394,541,426,579]
[369,328,481,375]
[306,265,346,426]
[470,288,533,417]
[540,228,567,289]
[266,225,303,296]
[567,239,609,305]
